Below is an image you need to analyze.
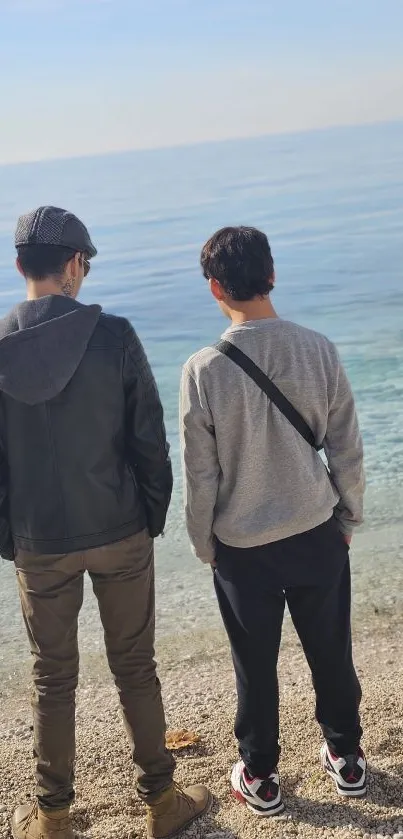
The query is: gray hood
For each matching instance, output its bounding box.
[0,296,102,405]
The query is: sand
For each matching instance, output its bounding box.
[1,613,403,839]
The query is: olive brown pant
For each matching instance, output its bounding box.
[15,530,175,809]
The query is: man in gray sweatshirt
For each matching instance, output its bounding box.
[180,226,366,816]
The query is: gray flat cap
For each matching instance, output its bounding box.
[15,206,97,259]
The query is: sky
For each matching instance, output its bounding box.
[0,0,403,164]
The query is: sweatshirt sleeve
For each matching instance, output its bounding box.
[180,365,220,564]
[323,352,365,536]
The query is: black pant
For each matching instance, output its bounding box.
[214,517,362,778]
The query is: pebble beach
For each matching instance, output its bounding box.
[1,121,403,839]
[1,610,402,839]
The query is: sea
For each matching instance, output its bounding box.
[0,121,402,683]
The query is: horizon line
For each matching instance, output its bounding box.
[1,117,402,170]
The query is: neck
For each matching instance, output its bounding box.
[228,296,278,326]
[26,278,74,300]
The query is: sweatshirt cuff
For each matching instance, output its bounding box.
[191,542,216,565]
[335,520,356,537]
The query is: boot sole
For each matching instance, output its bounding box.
[11,814,20,839]
[11,815,75,839]
[147,792,213,839]
[11,816,18,839]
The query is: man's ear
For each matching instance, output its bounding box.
[16,257,25,278]
[209,277,225,301]
[67,252,80,280]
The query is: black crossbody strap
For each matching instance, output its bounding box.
[215,340,323,452]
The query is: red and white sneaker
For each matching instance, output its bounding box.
[231,760,284,816]
[320,743,367,797]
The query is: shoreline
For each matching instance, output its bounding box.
[1,619,403,839]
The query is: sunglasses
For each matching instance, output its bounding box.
[78,254,91,277]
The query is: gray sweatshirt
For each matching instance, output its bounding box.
[180,318,364,564]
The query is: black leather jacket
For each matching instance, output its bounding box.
[0,295,173,559]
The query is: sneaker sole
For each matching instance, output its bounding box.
[232,789,285,817]
[147,792,213,839]
[323,768,367,799]
[334,780,367,799]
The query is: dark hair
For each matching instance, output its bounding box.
[17,245,76,281]
[200,226,274,301]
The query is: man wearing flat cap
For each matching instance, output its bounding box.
[0,207,210,839]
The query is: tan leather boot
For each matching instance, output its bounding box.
[11,803,74,839]
[146,783,211,839]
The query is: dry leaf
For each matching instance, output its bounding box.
[166,729,201,750]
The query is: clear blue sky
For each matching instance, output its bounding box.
[1,0,402,163]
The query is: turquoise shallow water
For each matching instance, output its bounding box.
[0,122,402,678]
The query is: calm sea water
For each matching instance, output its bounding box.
[0,123,402,679]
